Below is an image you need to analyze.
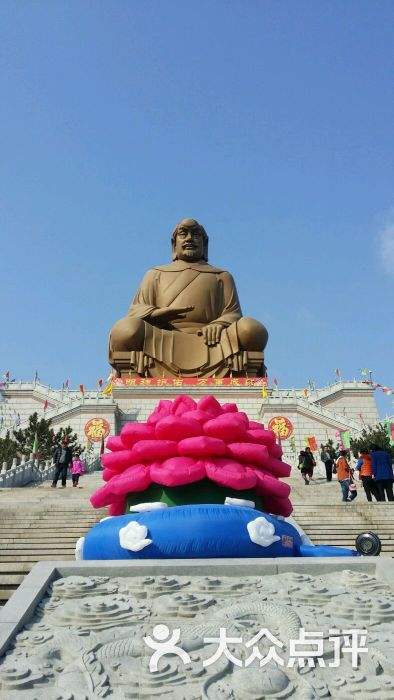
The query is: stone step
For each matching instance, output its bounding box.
[0,555,75,562]
[0,574,25,585]
[0,563,32,573]
[0,542,77,550]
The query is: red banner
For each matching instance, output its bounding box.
[113,377,267,388]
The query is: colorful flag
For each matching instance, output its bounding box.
[34,370,39,383]
[273,378,278,387]
[102,383,113,396]
[43,400,49,411]
[335,368,341,379]
[307,436,318,451]
[4,371,10,382]
[79,384,85,395]
[97,378,103,388]
[64,379,70,389]
[385,421,394,447]
[32,433,38,457]
[261,385,267,399]
[303,388,309,398]
[340,430,351,449]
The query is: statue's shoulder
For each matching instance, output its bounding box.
[153,261,227,273]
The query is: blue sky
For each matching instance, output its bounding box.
[0,1,393,414]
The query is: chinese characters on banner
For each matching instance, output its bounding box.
[268,416,294,440]
[112,377,267,387]
[84,418,111,442]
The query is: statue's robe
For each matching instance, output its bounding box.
[126,260,249,376]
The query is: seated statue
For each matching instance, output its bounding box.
[109,218,268,378]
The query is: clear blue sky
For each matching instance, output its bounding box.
[0,1,393,414]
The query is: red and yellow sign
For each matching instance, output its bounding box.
[112,377,267,388]
[268,416,294,440]
[306,436,318,452]
[84,418,110,442]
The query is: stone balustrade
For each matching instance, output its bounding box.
[0,454,101,488]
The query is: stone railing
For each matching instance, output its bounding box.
[0,454,102,488]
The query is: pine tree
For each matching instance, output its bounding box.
[55,425,84,457]
[350,423,394,459]
[12,412,84,460]
[13,412,55,459]
[0,431,19,465]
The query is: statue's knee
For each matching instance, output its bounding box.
[110,317,145,352]
[238,317,268,351]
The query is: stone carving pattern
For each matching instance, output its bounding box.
[0,570,393,698]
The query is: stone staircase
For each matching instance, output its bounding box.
[0,472,104,606]
[1,467,394,606]
[289,471,394,554]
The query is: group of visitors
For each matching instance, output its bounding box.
[298,444,394,504]
[51,438,85,488]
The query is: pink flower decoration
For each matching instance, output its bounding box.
[92,394,293,518]
[110,464,152,497]
[205,459,257,490]
[155,415,202,441]
[150,457,206,487]
[106,436,124,452]
[178,436,227,458]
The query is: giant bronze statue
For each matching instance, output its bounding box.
[109,219,268,378]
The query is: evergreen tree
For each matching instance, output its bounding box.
[0,431,19,465]
[350,423,394,459]
[12,412,83,460]
[55,425,84,457]
[13,412,55,459]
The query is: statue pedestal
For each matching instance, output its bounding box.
[111,350,265,379]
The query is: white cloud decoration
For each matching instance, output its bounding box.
[225,497,255,509]
[247,517,280,548]
[75,536,85,561]
[129,502,168,512]
[119,521,152,552]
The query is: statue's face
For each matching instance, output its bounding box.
[174,225,204,261]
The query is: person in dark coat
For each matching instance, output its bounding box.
[51,438,73,488]
[320,447,334,482]
[371,444,394,501]
[298,447,316,485]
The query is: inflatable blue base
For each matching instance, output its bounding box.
[81,504,359,560]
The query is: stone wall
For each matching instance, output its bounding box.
[0,380,379,465]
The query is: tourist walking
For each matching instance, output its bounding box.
[298,447,316,485]
[335,450,352,502]
[320,447,334,482]
[71,455,85,487]
[355,450,378,502]
[51,438,73,488]
[371,444,394,501]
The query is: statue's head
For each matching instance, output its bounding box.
[171,218,208,262]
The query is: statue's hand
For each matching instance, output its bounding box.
[150,306,194,323]
[202,323,224,347]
